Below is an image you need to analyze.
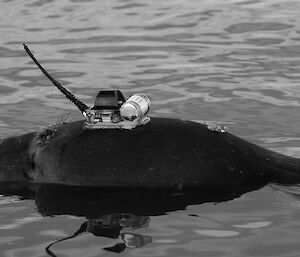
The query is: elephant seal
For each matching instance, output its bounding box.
[0,116,299,190]
[0,45,299,193]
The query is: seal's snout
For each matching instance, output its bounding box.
[0,132,36,182]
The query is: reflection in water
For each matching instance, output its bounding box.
[0,183,264,256]
[1,183,299,256]
[46,214,151,256]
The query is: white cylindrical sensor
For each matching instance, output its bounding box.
[120,94,150,121]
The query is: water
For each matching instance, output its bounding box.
[1,0,300,256]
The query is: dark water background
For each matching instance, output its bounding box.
[1,0,300,256]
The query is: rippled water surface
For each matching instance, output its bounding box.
[1,0,300,256]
